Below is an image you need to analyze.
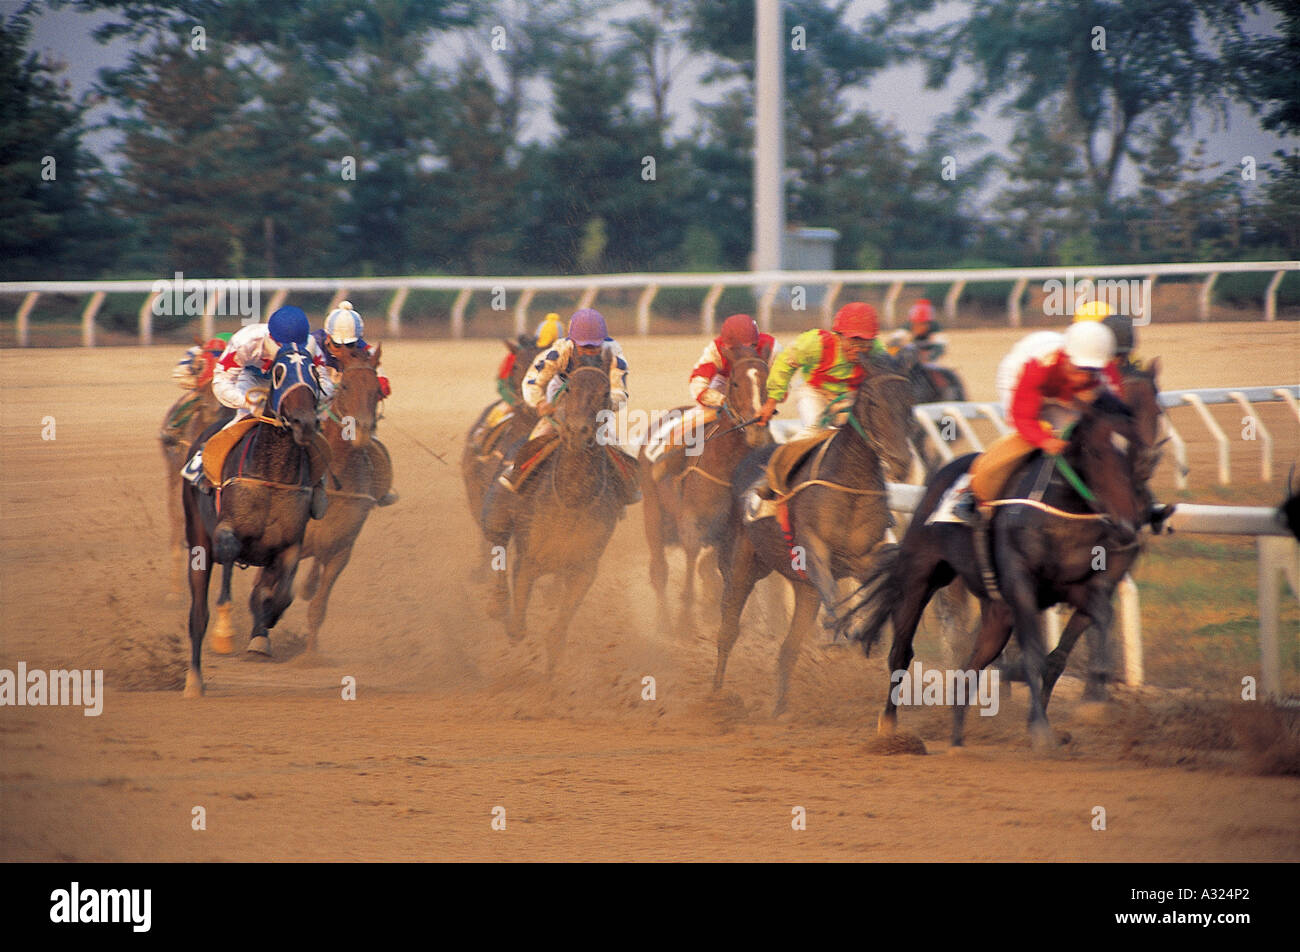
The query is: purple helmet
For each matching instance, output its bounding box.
[567,308,608,346]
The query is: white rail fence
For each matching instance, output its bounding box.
[3,259,1296,345]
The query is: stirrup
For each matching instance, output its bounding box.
[497,467,520,494]
[377,490,399,507]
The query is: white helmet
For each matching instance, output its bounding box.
[1063,320,1115,369]
[325,301,364,345]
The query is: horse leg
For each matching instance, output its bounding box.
[1078,584,1117,703]
[678,518,704,627]
[641,477,672,629]
[247,544,300,656]
[300,556,323,601]
[1001,567,1056,750]
[305,547,352,654]
[1042,609,1093,708]
[543,561,600,680]
[182,488,212,698]
[211,560,237,654]
[167,451,185,598]
[774,581,820,716]
[951,601,1014,747]
[481,486,513,618]
[879,549,947,736]
[506,553,539,644]
[713,530,767,694]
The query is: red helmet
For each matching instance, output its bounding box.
[719,313,759,348]
[832,302,878,339]
[908,299,935,327]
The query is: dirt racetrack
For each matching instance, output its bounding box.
[1,321,1298,861]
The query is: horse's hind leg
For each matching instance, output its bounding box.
[1001,569,1056,750]
[952,601,1013,747]
[642,474,672,628]
[305,547,353,654]
[506,554,539,644]
[774,581,820,716]
[211,561,237,654]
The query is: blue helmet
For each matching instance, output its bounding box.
[267,306,310,347]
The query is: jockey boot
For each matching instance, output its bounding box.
[181,451,213,494]
[953,488,984,526]
[310,481,329,519]
[377,490,399,506]
[497,463,522,494]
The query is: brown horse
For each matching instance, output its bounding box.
[297,341,391,653]
[181,342,328,697]
[478,350,629,676]
[714,360,916,714]
[463,336,541,539]
[639,343,772,627]
[161,347,232,596]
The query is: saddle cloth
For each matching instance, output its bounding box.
[925,473,974,525]
[202,417,275,483]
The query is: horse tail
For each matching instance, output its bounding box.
[838,542,899,655]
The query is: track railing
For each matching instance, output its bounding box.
[3,259,1296,344]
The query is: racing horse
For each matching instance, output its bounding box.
[846,390,1149,749]
[478,350,632,676]
[180,342,329,696]
[462,335,541,532]
[639,341,773,627]
[713,358,915,714]
[298,340,392,653]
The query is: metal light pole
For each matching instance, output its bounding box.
[753,0,784,276]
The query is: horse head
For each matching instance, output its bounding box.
[555,350,612,449]
[502,335,539,408]
[721,342,773,448]
[1067,389,1146,535]
[269,341,321,446]
[851,356,916,483]
[325,338,383,447]
[1121,356,1166,485]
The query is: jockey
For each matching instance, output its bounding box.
[181,306,329,517]
[1103,312,1140,372]
[907,299,947,362]
[497,308,630,492]
[534,312,563,350]
[171,333,232,388]
[957,321,1117,523]
[644,313,776,467]
[311,301,391,399]
[758,302,886,440]
[1072,299,1127,397]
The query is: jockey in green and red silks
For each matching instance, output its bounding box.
[759,302,887,440]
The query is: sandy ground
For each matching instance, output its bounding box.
[1,322,1298,861]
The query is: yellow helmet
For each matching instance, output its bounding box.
[1073,299,1112,322]
[535,312,562,348]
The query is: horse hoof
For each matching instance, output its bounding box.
[247,635,272,657]
[876,712,897,736]
[377,491,399,507]
[1029,723,1059,752]
[183,671,204,698]
[946,744,968,756]
[211,605,236,654]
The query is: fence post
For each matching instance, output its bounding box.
[450,288,470,339]
[81,290,105,347]
[758,282,779,333]
[1008,277,1028,327]
[943,279,965,324]
[1117,574,1143,687]
[139,291,159,345]
[636,284,658,335]
[577,285,599,311]
[821,280,843,329]
[1182,393,1230,485]
[700,283,723,337]
[883,280,904,328]
[1198,271,1218,321]
[264,288,288,319]
[1229,391,1271,482]
[386,286,408,338]
[16,291,38,347]
[1265,270,1284,322]
[514,287,536,338]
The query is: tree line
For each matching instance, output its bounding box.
[4,0,1297,283]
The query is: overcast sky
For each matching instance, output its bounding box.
[20,0,1298,200]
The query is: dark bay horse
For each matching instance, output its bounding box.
[298,341,390,653]
[181,343,329,697]
[639,342,772,626]
[714,360,916,714]
[478,350,629,676]
[462,336,540,532]
[850,390,1150,749]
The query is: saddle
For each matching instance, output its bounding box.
[506,433,560,491]
[475,409,518,461]
[765,430,836,496]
